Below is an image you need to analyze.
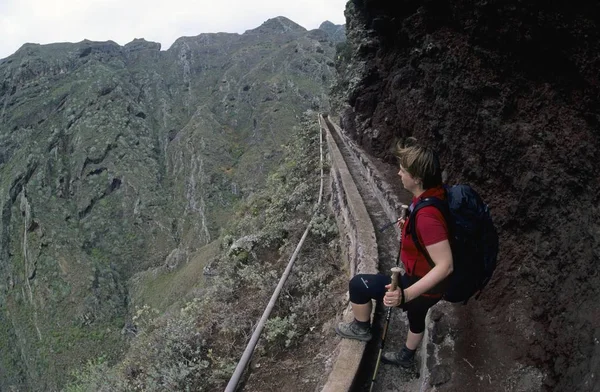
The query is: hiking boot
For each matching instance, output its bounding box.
[334,320,372,342]
[381,347,415,368]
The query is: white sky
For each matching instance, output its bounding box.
[0,0,348,60]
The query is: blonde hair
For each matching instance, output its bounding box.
[396,141,442,189]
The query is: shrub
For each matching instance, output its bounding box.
[264,314,299,348]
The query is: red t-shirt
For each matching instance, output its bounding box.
[401,186,449,279]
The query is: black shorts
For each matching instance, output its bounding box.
[348,273,441,334]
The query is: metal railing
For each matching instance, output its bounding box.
[225,114,326,391]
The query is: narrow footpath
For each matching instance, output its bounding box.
[324,118,424,391]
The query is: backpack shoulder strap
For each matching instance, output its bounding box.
[407,197,450,269]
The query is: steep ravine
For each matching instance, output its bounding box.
[0,17,342,390]
[338,1,600,391]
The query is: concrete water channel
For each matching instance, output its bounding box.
[321,115,427,391]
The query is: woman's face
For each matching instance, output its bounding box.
[398,165,419,192]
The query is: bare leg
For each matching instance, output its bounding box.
[406,331,424,350]
[382,330,422,366]
[351,301,371,322]
[335,301,373,341]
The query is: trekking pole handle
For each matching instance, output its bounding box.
[399,204,409,224]
[390,267,402,291]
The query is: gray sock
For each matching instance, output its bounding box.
[354,319,370,330]
[402,344,416,358]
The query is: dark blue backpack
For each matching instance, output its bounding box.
[408,185,499,304]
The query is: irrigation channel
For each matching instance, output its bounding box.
[321,115,425,392]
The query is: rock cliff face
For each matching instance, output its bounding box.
[339,1,599,391]
[0,17,342,390]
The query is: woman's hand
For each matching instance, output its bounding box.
[396,217,406,229]
[383,285,403,307]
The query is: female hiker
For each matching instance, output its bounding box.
[335,143,454,367]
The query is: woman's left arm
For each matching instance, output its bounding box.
[403,240,453,302]
[384,240,453,305]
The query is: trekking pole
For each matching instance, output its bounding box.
[369,205,408,392]
[377,204,409,233]
[378,219,399,233]
[369,266,402,392]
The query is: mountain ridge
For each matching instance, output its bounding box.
[1,16,341,62]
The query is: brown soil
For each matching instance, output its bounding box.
[241,328,343,391]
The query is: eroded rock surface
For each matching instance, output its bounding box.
[337,2,600,391]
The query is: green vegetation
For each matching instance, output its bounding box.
[65,112,342,391]
[330,40,355,113]
[335,41,353,65]
[131,240,220,312]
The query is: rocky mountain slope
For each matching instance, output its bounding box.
[337,1,599,391]
[0,16,342,390]
[319,21,347,43]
